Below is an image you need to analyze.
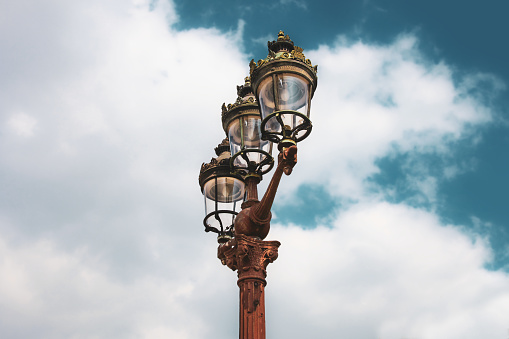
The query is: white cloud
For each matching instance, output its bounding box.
[0,232,235,339]
[269,202,509,339]
[281,34,493,202]
[0,0,507,338]
[6,112,37,137]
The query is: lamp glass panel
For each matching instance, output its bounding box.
[276,73,309,115]
[258,74,310,135]
[228,116,272,168]
[257,76,276,120]
[203,176,244,231]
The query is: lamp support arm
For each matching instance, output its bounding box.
[252,145,297,222]
[233,145,297,239]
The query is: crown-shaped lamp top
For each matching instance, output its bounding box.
[236,76,254,99]
[268,30,295,53]
[221,77,258,133]
[214,138,230,157]
[249,31,317,78]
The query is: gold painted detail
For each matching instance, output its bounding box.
[277,30,290,42]
[249,44,317,76]
[200,157,218,174]
[221,97,256,118]
[199,138,231,180]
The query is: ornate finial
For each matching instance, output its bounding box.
[268,30,294,53]
[221,81,258,134]
[250,32,317,78]
[214,138,230,156]
[277,30,291,42]
[237,76,253,98]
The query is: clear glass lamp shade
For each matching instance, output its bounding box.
[203,176,245,235]
[257,73,312,142]
[227,115,273,174]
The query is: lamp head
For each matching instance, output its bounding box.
[221,77,274,176]
[249,31,318,149]
[199,139,245,243]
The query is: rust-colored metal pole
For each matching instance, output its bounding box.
[218,146,296,339]
[238,279,266,339]
[219,235,280,339]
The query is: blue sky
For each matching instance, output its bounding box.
[1,0,509,338]
[172,0,509,268]
[171,0,509,270]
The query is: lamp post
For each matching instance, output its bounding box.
[199,31,317,339]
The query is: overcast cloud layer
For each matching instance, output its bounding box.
[1,1,508,338]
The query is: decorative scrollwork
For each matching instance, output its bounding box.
[218,235,280,280]
[250,31,317,76]
[222,96,258,120]
[199,157,218,173]
[249,59,257,74]
[250,49,317,76]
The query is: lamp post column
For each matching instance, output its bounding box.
[218,146,296,339]
[219,235,280,339]
[201,30,317,339]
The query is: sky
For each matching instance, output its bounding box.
[1,0,509,338]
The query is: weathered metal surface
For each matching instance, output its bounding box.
[218,235,280,339]
[233,145,297,239]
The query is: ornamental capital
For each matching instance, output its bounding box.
[218,235,280,281]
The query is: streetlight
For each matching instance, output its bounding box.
[199,31,317,339]
[222,77,274,176]
[199,139,245,243]
[250,30,318,150]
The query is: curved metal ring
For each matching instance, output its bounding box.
[230,149,275,175]
[204,210,238,234]
[260,110,313,144]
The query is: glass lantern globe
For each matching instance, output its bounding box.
[250,31,318,150]
[221,77,274,175]
[199,139,245,243]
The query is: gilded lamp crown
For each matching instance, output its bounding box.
[199,138,232,189]
[268,30,294,53]
[249,30,317,77]
[221,77,258,133]
[214,138,230,157]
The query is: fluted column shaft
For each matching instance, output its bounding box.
[238,278,266,339]
[218,235,280,339]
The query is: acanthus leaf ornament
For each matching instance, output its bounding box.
[218,235,280,280]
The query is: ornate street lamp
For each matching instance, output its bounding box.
[199,139,245,243]
[222,77,274,176]
[199,31,317,339]
[250,31,318,150]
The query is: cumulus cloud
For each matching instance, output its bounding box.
[0,232,238,339]
[0,0,507,338]
[0,1,244,336]
[282,35,493,203]
[6,112,38,137]
[272,35,499,234]
[269,203,509,338]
